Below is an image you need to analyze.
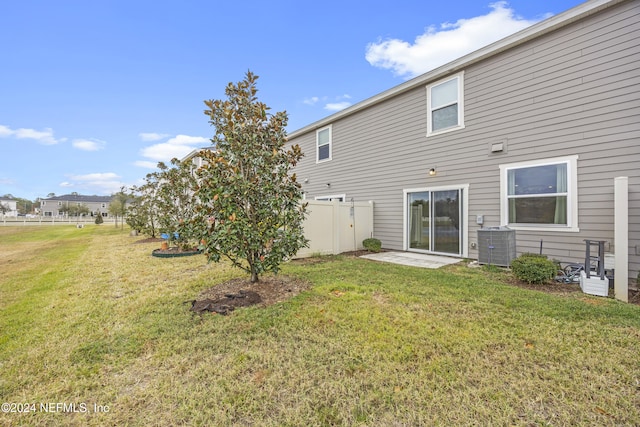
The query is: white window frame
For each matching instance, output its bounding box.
[499,155,579,232]
[402,184,469,258]
[315,194,346,202]
[426,71,465,137]
[316,125,332,163]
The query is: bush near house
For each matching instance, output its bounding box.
[511,253,557,284]
[363,238,382,252]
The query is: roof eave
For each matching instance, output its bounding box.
[288,0,622,139]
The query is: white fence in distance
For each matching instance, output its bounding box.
[295,200,374,258]
[0,216,120,226]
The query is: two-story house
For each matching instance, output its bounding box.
[40,194,114,217]
[0,196,18,217]
[287,0,639,286]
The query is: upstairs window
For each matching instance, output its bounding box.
[427,72,464,136]
[315,195,345,202]
[316,126,332,163]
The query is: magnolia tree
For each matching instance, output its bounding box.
[193,71,307,283]
[126,171,162,238]
[155,158,199,249]
[128,159,198,248]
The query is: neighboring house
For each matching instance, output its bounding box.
[40,194,114,217]
[183,147,215,170]
[0,196,18,217]
[287,0,639,284]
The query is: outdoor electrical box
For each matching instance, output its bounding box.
[477,227,516,267]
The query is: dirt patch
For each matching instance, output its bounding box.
[504,277,583,296]
[190,290,263,315]
[134,237,164,244]
[291,249,386,265]
[191,275,311,314]
[496,268,640,306]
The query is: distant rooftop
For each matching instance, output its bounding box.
[181,146,216,162]
[42,194,113,203]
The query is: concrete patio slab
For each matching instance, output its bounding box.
[360,251,463,269]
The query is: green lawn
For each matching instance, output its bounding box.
[1,225,639,426]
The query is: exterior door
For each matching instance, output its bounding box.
[406,188,462,256]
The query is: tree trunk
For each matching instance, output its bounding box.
[250,271,259,283]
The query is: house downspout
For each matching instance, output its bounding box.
[614,177,628,302]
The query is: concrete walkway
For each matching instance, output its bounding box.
[360,251,463,269]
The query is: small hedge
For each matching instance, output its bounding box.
[363,238,382,253]
[510,253,557,284]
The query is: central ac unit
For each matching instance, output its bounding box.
[477,227,516,267]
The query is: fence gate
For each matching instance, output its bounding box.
[295,200,374,258]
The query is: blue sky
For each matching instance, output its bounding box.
[1,0,584,201]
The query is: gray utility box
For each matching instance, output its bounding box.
[477,227,516,267]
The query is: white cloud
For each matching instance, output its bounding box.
[305,94,352,112]
[365,2,543,79]
[166,134,209,145]
[69,172,120,181]
[138,134,209,164]
[324,102,352,112]
[133,160,159,169]
[139,132,170,141]
[0,124,62,145]
[61,172,125,195]
[324,94,352,111]
[303,97,320,106]
[140,143,198,162]
[72,138,106,151]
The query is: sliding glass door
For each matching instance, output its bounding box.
[407,188,462,256]
[408,191,430,250]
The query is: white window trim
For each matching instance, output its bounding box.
[402,184,469,258]
[316,125,332,163]
[499,155,579,232]
[315,194,346,202]
[426,71,465,137]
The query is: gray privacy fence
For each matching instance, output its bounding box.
[295,200,375,258]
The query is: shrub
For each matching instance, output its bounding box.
[363,238,382,253]
[94,213,104,225]
[510,253,557,284]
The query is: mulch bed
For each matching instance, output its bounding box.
[491,264,640,306]
[190,275,311,315]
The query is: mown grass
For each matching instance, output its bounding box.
[1,225,639,426]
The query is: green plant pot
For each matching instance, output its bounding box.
[151,248,202,258]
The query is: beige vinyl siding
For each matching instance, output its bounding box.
[291,0,639,281]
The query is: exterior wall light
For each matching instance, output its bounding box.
[429,168,437,176]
